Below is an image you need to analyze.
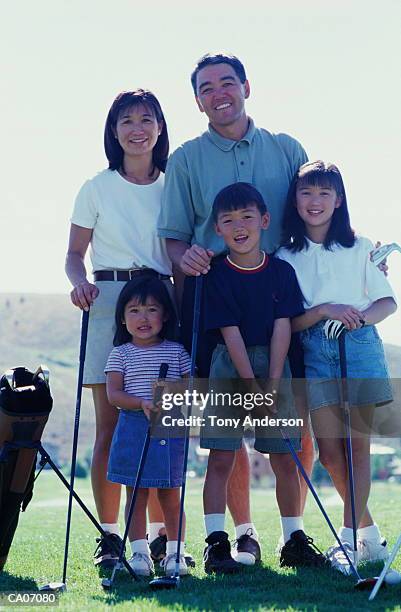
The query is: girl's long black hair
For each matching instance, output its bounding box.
[281,160,355,252]
[113,277,176,346]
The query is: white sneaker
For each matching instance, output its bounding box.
[326,543,356,576]
[358,538,389,563]
[275,535,284,555]
[128,552,154,577]
[160,553,188,576]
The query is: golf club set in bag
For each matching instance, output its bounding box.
[1,243,400,599]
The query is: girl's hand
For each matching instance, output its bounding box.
[141,399,158,420]
[70,280,99,311]
[322,304,365,330]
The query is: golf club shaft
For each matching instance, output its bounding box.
[62,309,89,584]
[369,533,401,601]
[175,275,203,576]
[281,430,360,579]
[339,333,358,554]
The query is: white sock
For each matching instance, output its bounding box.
[148,522,165,543]
[357,524,381,541]
[338,526,355,546]
[204,513,225,536]
[235,523,259,541]
[166,540,185,555]
[101,522,120,537]
[130,539,150,555]
[281,517,304,543]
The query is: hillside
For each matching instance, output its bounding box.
[0,293,400,463]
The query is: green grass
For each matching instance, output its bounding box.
[1,474,401,611]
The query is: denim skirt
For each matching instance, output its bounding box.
[301,322,393,410]
[108,410,184,488]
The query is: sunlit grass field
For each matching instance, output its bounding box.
[1,474,400,611]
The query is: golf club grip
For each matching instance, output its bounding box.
[154,363,169,404]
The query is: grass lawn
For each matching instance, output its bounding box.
[1,473,400,611]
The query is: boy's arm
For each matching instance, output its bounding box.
[362,297,397,324]
[269,318,291,380]
[220,326,255,378]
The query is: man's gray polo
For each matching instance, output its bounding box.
[158,119,307,254]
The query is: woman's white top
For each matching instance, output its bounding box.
[71,169,172,275]
[276,236,395,310]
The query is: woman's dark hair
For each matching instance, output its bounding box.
[212,182,267,222]
[113,277,176,346]
[191,53,247,94]
[104,89,169,174]
[281,160,355,252]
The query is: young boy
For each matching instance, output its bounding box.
[200,182,327,573]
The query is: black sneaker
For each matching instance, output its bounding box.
[233,529,261,565]
[93,533,124,569]
[203,531,242,574]
[149,534,167,562]
[280,530,329,568]
[149,533,196,568]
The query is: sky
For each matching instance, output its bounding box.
[2,0,401,345]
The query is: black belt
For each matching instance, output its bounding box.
[94,269,171,282]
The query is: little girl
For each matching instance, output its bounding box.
[276,161,397,574]
[105,277,191,577]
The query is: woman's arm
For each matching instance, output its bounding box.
[362,297,397,324]
[65,223,99,310]
[220,326,255,378]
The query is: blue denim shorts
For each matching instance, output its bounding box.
[108,410,184,488]
[200,344,301,454]
[301,322,393,411]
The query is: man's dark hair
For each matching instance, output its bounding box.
[190,53,247,94]
[212,182,267,222]
[104,89,169,173]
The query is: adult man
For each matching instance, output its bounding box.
[158,53,316,571]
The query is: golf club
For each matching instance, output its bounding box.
[102,362,169,591]
[323,318,380,590]
[43,309,89,593]
[370,242,401,267]
[149,275,203,590]
[369,533,401,600]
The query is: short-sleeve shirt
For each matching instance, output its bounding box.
[158,119,307,255]
[203,253,305,346]
[105,340,191,402]
[71,169,172,275]
[276,236,396,310]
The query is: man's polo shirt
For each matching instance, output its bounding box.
[158,119,307,255]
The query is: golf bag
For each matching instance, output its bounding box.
[0,366,52,570]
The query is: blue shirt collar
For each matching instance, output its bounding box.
[206,117,256,151]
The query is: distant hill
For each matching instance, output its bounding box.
[0,293,400,463]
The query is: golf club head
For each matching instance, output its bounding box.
[149,575,180,590]
[101,578,113,590]
[323,319,347,340]
[354,576,383,591]
[39,582,66,593]
[371,242,401,266]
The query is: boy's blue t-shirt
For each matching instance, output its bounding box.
[203,253,304,346]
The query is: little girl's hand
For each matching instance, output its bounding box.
[323,304,365,330]
[141,399,157,420]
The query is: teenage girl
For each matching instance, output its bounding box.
[105,277,191,577]
[276,160,397,573]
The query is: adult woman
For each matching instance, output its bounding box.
[66,90,176,568]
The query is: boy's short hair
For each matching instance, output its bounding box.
[191,53,247,94]
[212,182,267,222]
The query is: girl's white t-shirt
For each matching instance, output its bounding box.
[71,169,172,275]
[276,236,396,311]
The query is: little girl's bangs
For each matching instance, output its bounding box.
[296,162,344,197]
